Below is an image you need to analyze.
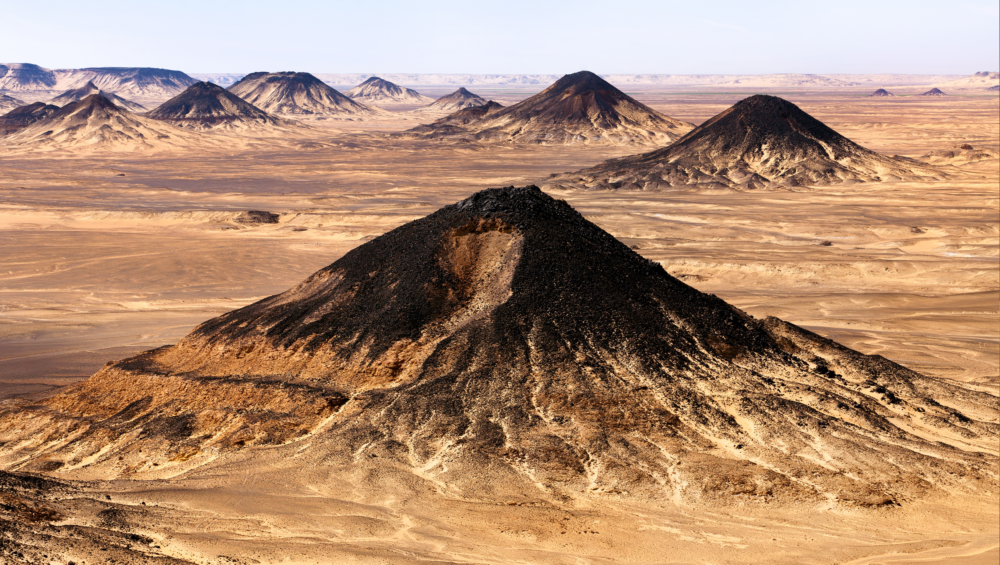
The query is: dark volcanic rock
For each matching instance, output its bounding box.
[2,186,994,506]
[147,81,286,130]
[0,102,59,135]
[228,72,379,116]
[407,71,692,145]
[919,88,947,96]
[546,94,942,190]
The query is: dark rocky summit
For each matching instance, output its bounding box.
[546,94,942,190]
[228,72,378,116]
[919,88,947,96]
[147,81,285,129]
[406,71,693,145]
[422,87,490,112]
[0,187,994,505]
[869,88,895,97]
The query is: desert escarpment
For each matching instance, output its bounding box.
[406,71,694,145]
[545,94,944,190]
[228,71,380,117]
[0,186,994,508]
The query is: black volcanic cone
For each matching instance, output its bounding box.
[548,94,940,190]
[228,72,377,116]
[0,101,59,135]
[920,88,947,96]
[147,81,283,128]
[3,186,994,506]
[869,88,895,97]
[423,87,489,111]
[407,71,692,145]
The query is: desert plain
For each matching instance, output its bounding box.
[0,83,997,564]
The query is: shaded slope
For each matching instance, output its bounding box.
[1,186,994,508]
[546,94,943,190]
[344,76,434,105]
[0,102,59,135]
[405,101,504,138]
[81,67,195,98]
[0,63,57,90]
[50,81,147,112]
[0,93,26,113]
[147,82,289,130]
[407,71,693,145]
[2,94,186,150]
[228,72,380,117]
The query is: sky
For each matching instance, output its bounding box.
[2,0,998,75]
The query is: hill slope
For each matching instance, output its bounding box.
[407,71,693,145]
[1,94,186,150]
[421,87,489,112]
[147,82,289,130]
[0,186,993,507]
[344,76,434,105]
[49,81,146,112]
[546,95,943,190]
[0,102,59,135]
[229,72,380,117]
[0,93,26,113]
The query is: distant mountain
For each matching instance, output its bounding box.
[919,88,947,96]
[920,144,998,165]
[934,71,999,90]
[406,71,693,145]
[869,88,895,97]
[147,82,288,130]
[0,64,194,99]
[49,81,146,112]
[420,88,489,112]
[0,93,26,113]
[228,72,379,117]
[989,85,1000,92]
[1,94,182,150]
[545,94,942,190]
[190,73,246,87]
[0,102,59,135]
[0,63,57,90]
[344,77,434,105]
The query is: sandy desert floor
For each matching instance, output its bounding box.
[0,89,997,563]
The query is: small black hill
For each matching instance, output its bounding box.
[147,81,283,129]
[0,101,60,135]
[548,94,941,190]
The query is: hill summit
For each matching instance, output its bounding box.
[422,87,489,112]
[869,88,895,97]
[546,94,942,190]
[344,76,433,105]
[920,88,947,96]
[407,71,693,145]
[0,101,59,135]
[228,72,379,117]
[147,81,287,130]
[1,186,993,506]
[49,81,146,112]
[1,94,181,150]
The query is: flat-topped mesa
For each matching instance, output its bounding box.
[49,81,146,112]
[546,94,943,190]
[147,81,288,130]
[1,186,994,506]
[344,76,433,105]
[0,102,59,135]
[406,70,694,145]
[228,72,380,117]
[421,87,490,112]
[1,94,180,149]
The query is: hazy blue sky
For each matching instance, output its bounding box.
[3,0,998,74]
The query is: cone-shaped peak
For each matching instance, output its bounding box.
[228,72,377,117]
[147,81,285,129]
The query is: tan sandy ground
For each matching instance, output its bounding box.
[0,89,996,563]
